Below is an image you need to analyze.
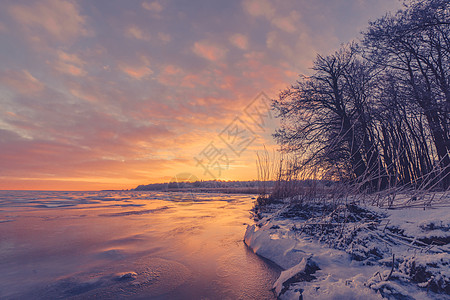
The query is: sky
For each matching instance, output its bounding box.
[0,0,403,191]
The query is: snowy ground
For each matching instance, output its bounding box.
[244,192,450,299]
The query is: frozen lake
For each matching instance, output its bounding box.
[0,191,279,299]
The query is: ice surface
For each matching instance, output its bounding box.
[0,191,279,299]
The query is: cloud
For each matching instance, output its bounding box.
[119,64,153,80]
[57,50,85,66]
[0,0,404,190]
[0,126,181,187]
[54,63,86,77]
[142,1,163,13]
[242,0,302,34]
[69,87,99,103]
[9,0,89,44]
[192,41,227,62]
[238,51,292,91]
[52,50,87,76]
[163,65,183,76]
[272,11,301,33]
[118,55,153,79]
[126,25,151,41]
[157,64,185,86]
[229,33,249,50]
[242,0,275,19]
[0,70,44,95]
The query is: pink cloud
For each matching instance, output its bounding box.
[69,88,99,103]
[157,65,185,86]
[229,33,249,50]
[0,0,404,190]
[118,56,153,80]
[242,0,275,19]
[125,25,151,41]
[120,65,153,79]
[240,51,291,91]
[163,65,183,76]
[192,41,227,62]
[272,11,301,33]
[242,1,302,34]
[181,73,206,88]
[51,50,86,76]
[0,70,44,95]
[9,0,89,44]
[142,1,163,13]
[57,50,85,66]
[55,63,85,76]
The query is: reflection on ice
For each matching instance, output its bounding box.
[0,191,279,299]
[99,206,171,217]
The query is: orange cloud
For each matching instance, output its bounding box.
[120,65,153,79]
[0,178,129,191]
[0,0,406,191]
[192,41,227,62]
[118,56,153,79]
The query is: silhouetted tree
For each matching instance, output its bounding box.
[274,0,449,191]
[274,45,384,188]
[363,0,450,187]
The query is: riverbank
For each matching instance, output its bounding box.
[244,192,450,299]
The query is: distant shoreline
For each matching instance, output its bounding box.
[124,187,264,195]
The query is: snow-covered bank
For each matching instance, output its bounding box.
[244,194,450,299]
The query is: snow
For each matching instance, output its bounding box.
[244,224,307,269]
[385,207,450,242]
[245,194,450,299]
[273,256,310,296]
[246,222,385,299]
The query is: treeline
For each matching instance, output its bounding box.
[135,180,270,191]
[135,179,330,196]
[273,0,449,190]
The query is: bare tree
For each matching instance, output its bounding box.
[272,0,449,195]
[273,45,384,188]
[363,0,450,187]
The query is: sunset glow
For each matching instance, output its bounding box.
[0,0,402,190]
